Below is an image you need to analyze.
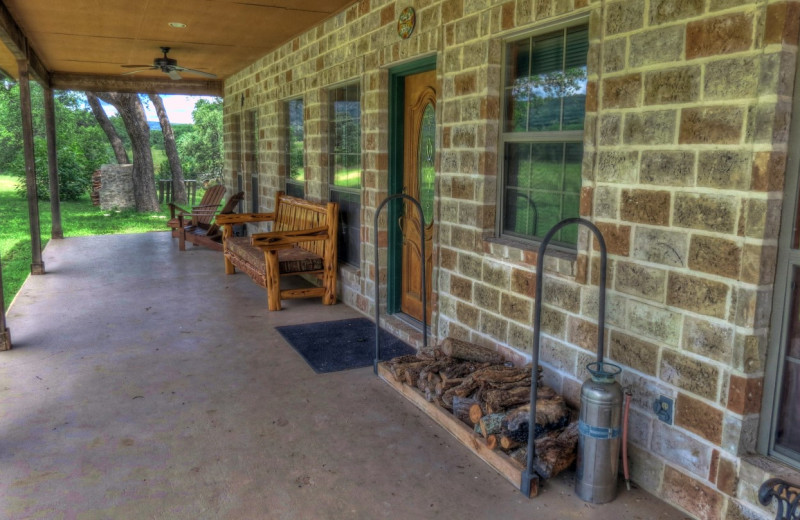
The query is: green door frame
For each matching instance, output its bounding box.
[387,56,437,315]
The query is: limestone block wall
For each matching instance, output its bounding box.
[222,1,800,518]
[98,164,135,211]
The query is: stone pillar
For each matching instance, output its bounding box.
[99,164,136,211]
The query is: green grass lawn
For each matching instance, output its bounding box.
[0,174,175,308]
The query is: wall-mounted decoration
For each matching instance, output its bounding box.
[398,7,416,40]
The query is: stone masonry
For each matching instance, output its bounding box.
[98,164,135,211]
[222,1,800,518]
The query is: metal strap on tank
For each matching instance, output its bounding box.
[578,420,621,440]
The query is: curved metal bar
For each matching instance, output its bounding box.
[759,478,800,520]
[373,193,428,374]
[521,217,607,497]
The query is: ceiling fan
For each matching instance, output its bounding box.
[121,47,216,80]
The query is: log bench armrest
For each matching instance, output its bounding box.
[251,226,329,249]
[759,478,800,520]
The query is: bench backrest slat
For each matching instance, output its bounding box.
[273,192,336,258]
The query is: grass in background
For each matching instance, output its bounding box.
[0,174,175,308]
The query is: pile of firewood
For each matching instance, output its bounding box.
[384,337,579,479]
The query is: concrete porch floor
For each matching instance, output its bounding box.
[0,232,690,519]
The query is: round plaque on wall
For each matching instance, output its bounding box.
[398,7,416,39]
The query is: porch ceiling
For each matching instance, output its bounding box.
[0,0,357,95]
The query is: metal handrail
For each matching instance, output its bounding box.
[373,193,428,374]
[521,217,607,497]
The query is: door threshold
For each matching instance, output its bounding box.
[393,312,431,335]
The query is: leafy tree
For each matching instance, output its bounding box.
[0,82,114,200]
[177,98,223,183]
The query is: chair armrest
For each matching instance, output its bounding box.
[169,203,191,218]
[216,212,275,226]
[251,226,329,249]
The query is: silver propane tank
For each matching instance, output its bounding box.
[575,361,623,504]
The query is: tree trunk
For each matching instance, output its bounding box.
[148,93,187,204]
[94,92,159,212]
[85,92,129,164]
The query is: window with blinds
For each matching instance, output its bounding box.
[329,83,362,267]
[500,24,588,247]
[285,98,305,198]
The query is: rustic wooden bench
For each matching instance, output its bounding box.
[216,191,339,311]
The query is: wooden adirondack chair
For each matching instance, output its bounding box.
[167,184,226,238]
[178,191,244,251]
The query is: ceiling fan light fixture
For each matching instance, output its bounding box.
[168,22,187,29]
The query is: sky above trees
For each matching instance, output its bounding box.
[102,95,218,124]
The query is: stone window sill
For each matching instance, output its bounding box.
[484,235,586,284]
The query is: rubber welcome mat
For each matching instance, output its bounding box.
[276,317,416,374]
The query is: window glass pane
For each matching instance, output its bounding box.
[563,143,583,193]
[501,24,588,247]
[506,40,531,132]
[328,83,361,266]
[287,99,304,186]
[506,143,532,189]
[330,189,361,267]
[418,103,436,225]
[330,85,361,189]
[529,143,563,192]
[776,359,800,454]
[504,188,536,237]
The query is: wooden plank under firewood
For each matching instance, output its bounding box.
[377,362,538,497]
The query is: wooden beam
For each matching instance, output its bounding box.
[0,255,10,351]
[18,61,44,275]
[50,73,224,96]
[44,86,63,239]
[0,0,49,84]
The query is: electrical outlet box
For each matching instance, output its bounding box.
[653,395,674,424]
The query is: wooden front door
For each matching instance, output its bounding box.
[400,69,436,323]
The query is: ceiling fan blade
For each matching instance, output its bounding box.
[121,64,153,68]
[167,69,183,80]
[121,68,156,76]
[174,66,217,79]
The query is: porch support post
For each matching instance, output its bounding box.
[43,86,63,239]
[18,60,45,275]
[0,256,10,351]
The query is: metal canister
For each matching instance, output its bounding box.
[575,362,623,504]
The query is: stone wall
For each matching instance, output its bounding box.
[222,1,800,518]
[98,164,135,211]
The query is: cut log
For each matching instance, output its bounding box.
[470,365,531,385]
[441,361,490,381]
[452,396,479,425]
[390,360,428,383]
[531,422,579,479]
[483,386,532,414]
[435,377,463,397]
[500,436,522,451]
[479,412,506,438]
[440,338,505,364]
[504,422,578,479]
[486,434,498,450]
[502,392,571,440]
[469,403,484,425]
